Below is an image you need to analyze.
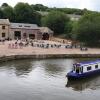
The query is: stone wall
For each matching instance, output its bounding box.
[0,54,100,63]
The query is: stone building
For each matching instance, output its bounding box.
[39,27,53,40]
[0,19,53,40]
[67,14,81,21]
[0,19,10,39]
[10,23,41,40]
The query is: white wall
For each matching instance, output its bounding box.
[83,63,100,73]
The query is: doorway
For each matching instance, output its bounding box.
[14,31,21,40]
[42,33,49,40]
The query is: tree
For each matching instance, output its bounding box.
[76,12,100,46]
[42,11,70,35]
[32,11,41,26]
[64,21,73,39]
[0,9,5,18]
[14,2,33,23]
[14,2,41,25]
[1,3,9,8]
[31,4,48,11]
[2,6,15,21]
[71,21,79,40]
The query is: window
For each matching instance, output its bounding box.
[81,66,83,73]
[76,67,80,73]
[73,66,75,71]
[2,33,5,37]
[73,65,76,71]
[95,65,98,69]
[24,25,30,27]
[87,66,91,71]
[2,26,5,29]
[19,25,22,27]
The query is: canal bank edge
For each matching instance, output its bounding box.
[0,54,100,62]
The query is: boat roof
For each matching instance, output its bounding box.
[75,60,100,66]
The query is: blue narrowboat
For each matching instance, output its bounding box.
[67,60,100,80]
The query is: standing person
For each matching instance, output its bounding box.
[19,41,23,49]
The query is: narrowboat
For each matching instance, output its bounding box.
[67,60,100,80]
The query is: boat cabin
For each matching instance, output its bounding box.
[72,60,100,74]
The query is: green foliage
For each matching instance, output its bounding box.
[62,8,83,15]
[14,2,34,23]
[64,21,73,33]
[0,2,42,25]
[64,21,73,39]
[2,6,15,21]
[71,21,79,39]
[31,4,48,11]
[42,11,70,35]
[0,9,5,18]
[14,2,41,25]
[76,12,100,46]
[47,8,94,15]
[1,3,9,8]
[32,11,41,26]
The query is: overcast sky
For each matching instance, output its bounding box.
[0,0,100,11]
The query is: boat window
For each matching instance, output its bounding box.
[95,65,98,69]
[81,66,83,73]
[73,64,76,71]
[87,66,91,71]
[73,66,75,71]
[76,67,80,73]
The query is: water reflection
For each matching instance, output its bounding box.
[66,75,100,91]
[0,59,34,76]
[44,63,64,74]
[42,59,70,77]
[13,60,33,76]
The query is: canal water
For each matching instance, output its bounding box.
[0,58,100,100]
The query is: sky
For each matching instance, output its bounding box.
[0,0,100,11]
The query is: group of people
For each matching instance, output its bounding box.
[7,39,73,49]
[8,39,30,49]
[5,38,88,51]
[8,42,23,49]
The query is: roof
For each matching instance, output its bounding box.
[37,11,48,16]
[10,23,39,30]
[67,14,81,19]
[75,60,100,66]
[37,11,81,21]
[0,19,10,25]
[39,27,53,34]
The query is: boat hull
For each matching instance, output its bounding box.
[67,69,100,80]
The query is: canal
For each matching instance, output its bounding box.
[0,58,99,100]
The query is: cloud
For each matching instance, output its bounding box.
[0,0,100,11]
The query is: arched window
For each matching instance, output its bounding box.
[42,33,49,40]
